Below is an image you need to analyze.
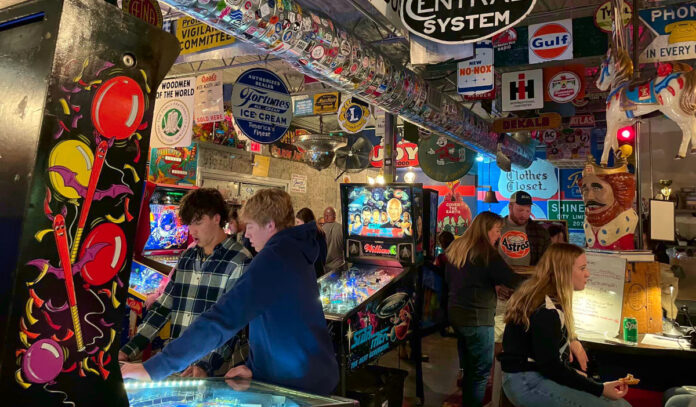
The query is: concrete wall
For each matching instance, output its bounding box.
[196,142,379,223]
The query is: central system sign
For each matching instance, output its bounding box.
[401,0,537,44]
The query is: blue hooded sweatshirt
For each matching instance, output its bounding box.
[143,222,339,395]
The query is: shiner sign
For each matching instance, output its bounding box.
[401,0,537,44]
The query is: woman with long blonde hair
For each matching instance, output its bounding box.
[499,243,631,406]
[445,211,525,407]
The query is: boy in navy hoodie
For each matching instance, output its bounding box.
[122,189,339,395]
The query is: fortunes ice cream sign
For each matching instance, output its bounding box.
[401,0,536,44]
[232,68,292,144]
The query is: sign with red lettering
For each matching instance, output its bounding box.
[122,0,163,28]
[493,113,561,133]
[370,142,419,168]
[457,41,494,95]
[569,114,595,127]
[543,64,586,102]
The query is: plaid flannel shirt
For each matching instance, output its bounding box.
[122,237,251,374]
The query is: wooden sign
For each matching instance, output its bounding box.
[493,112,561,133]
[620,261,663,336]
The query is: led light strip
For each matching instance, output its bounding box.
[124,379,205,390]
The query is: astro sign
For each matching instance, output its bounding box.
[400,0,537,44]
[528,19,573,63]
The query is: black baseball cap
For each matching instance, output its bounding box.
[510,191,533,205]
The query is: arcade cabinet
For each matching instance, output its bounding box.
[320,183,429,399]
[133,181,197,274]
[0,0,179,405]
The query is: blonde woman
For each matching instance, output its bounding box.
[499,244,631,407]
[445,211,526,407]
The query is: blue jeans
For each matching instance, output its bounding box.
[454,325,494,407]
[503,371,632,407]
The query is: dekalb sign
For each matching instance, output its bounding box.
[528,19,573,63]
[371,142,419,168]
[493,113,561,133]
[400,0,536,44]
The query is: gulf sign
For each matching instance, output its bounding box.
[528,19,573,64]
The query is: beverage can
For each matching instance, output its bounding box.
[623,317,638,343]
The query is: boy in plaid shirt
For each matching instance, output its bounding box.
[119,188,251,377]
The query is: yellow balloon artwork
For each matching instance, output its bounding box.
[48,140,94,199]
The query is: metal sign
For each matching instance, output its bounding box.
[501,69,543,111]
[400,0,537,44]
[337,98,370,134]
[151,77,195,148]
[493,113,561,133]
[231,68,292,144]
[457,40,494,95]
[313,91,340,114]
[418,136,475,182]
[528,19,573,64]
[594,1,632,33]
[543,64,585,102]
[176,17,236,55]
[569,114,595,127]
[293,98,314,116]
[370,142,419,168]
[122,0,162,28]
[639,3,696,62]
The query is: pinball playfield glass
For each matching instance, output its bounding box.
[318,264,406,318]
[124,378,356,407]
[128,261,168,301]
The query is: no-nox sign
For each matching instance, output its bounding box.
[401,0,537,44]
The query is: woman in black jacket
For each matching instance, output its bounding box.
[499,243,630,407]
[445,211,525,407]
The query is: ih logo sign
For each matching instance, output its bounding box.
[528,19,573,63]
[510,73,536,101]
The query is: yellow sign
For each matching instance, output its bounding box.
[176,17,236,55]
[313,92,340,114]
[252,155,271,177]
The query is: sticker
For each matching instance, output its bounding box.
[311,45,325,59]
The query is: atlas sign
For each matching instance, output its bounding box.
[528,19,573,63]
[401,0,536,44]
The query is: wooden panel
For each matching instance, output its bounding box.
[620,262,663,335]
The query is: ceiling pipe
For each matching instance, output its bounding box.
[158,0,534,167]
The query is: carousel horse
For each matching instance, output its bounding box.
[596,48,696,165]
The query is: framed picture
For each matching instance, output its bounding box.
[650,199,676,242]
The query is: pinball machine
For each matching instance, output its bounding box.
[133,181,196,274]
[0,0,179,405]
[319,183,433,399]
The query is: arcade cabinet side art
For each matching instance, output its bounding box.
[0,0,180,406]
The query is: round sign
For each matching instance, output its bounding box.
[547,71,581,103]
[594,1,632,33]
[153,99,192,147]
[337,98,370,134]
[417,135,475,182]
[231,68,291,144]
[530,23,572,60]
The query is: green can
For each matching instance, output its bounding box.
[623,317,638,343]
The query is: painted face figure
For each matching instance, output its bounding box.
[580,173,616,221]
[387,198,402,223]
[362,208,371,226]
